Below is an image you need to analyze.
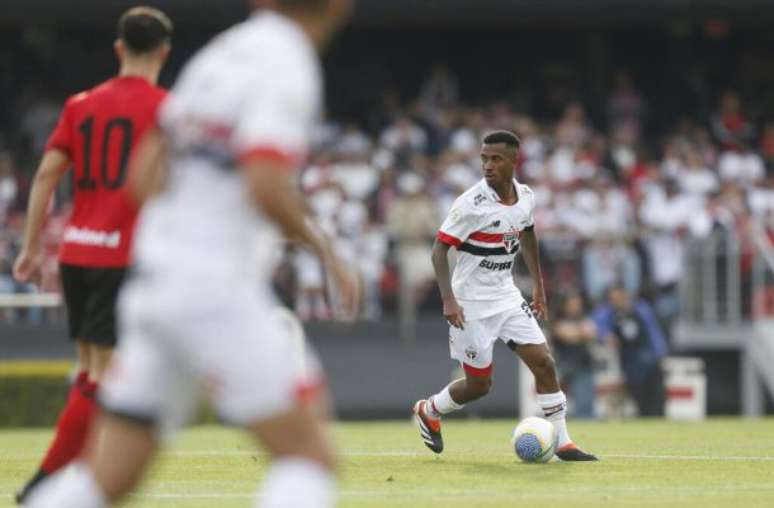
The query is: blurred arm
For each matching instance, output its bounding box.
[431,238,454,300]
[243,161,327,256]
[519,226,547,319]
[14,149,70,282]
[128,128,167,205]
[22,150,70,251]
[244,159,358,320]
[432,237,465,328]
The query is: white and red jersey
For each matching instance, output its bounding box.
[437,178,536,319]
[132,10,321,284]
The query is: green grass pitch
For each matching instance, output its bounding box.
[1,418,773,507]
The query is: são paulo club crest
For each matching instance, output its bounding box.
[503,227,519,253]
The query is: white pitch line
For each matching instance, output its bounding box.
[131,484,774,501]
[605,453,774,461]
[7,450,774,461]
[163,450,423,457]
[164,450,774,462]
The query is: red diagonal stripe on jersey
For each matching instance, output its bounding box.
[469,231,503,243]
[437,231,462,247]
[238,145,303,169]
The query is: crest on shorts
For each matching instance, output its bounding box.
[465,346,477,360]
[503,227,519,253]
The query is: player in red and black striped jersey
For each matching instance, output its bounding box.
[12,7,172,503]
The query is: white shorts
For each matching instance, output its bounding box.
[100,275,323,436]
[449,301,546,377]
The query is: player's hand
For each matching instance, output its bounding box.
[326,255,360,323]
[530,287,548,320]
[443,297,465,329]
[13,249,42,286]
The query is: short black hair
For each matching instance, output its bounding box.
[118,6,173,54]
[482,130,521,150]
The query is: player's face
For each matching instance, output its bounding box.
[480,143,516,187]
[609,287,631,311]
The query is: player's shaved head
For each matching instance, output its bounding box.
[118,6,173,54]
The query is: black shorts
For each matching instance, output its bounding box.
[59,263,127,347]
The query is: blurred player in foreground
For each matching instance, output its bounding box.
[13,7,172,503]
[412,130,598,461]
[27,0,356,507]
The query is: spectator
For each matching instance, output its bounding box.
[335,122,372,157]
[593,285,668,416]
[355,217,388,320]
[379,115,428,167]
[552,293,597,418]
[19,92,61,156]
[748,174,774,220]
[759,119,774,174]
[639,178,711,327]
[386,173,438,339]
[0,237,42,324]
[711,91,754,150]
[0,151,19,222]
[582,237,641,303]
[419,64,459,113]
[675,144,719,196]
[555,101,591,149]
[449,107,486,157]
[717,142,765,189]
[607,71,646,140]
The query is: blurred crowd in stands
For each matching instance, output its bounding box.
[2,64,774,337]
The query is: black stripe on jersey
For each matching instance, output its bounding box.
[458,242,519,257]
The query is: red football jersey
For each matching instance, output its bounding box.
[46,76,167,267]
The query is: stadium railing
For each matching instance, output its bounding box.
[674,229,751,349]
[742,220,774,416]
[0,293,62,308]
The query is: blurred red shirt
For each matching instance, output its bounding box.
[46,76,166,267]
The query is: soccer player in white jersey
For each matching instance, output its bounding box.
[27,1,355,507]
[412,130,597,461]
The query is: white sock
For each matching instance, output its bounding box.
[26,462,107,508]
[536,391,572,448]
[427,383,465,419]
[258,457,336,508]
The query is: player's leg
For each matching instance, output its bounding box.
[15,266,94,504]
[413,318,496,453]
[87,413,158,501]
[504,307,598,461]
[26,413,160,508]
[249,401,337,508]
[197,296,335,508]
[88,344,114,381]
[31,267,124,485]
[26,284,175,508]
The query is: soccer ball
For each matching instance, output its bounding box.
[511,416,558,463]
